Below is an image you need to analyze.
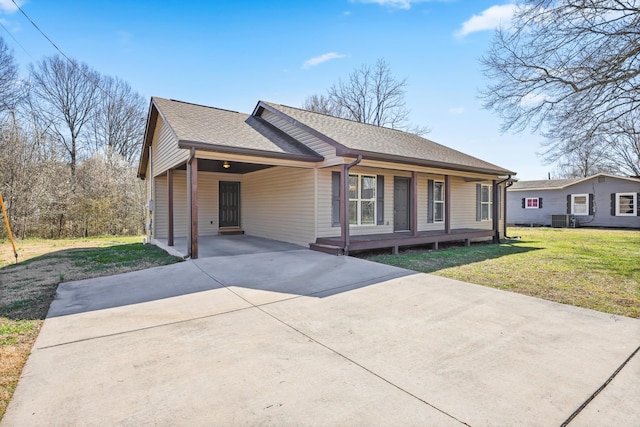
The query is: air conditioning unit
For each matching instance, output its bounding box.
[551,214,576,228]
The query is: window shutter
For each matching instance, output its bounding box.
[538,198,543,209]
[588,193,595,215]
[610,193,616,216]
[428,179,434,223]
[377,175,384,225]
[331,171,341,226]
[637,193,640,216]
[566,195,571,214]
[521,198,525,209]
[476,184,481,221]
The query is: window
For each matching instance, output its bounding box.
[349,174,376,225]
[615,193,636,216]
[434,181,444,222]
[481,184,492,221]
[525,197,539,209]
[571,194,588,215]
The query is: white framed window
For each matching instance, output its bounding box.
[616,193,636,216]
[434,181,445,222]
[349,174,376,225]
[525,197,539,209]
[481,184,492,221]
[571,194,588,215]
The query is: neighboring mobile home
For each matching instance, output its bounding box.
[137,97,516,258]
[507,174,640,228]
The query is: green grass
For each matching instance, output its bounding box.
[0,236,182,420]
[366,227,640,318]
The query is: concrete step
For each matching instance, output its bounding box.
[218,228,244,235]
[309,243,343,256]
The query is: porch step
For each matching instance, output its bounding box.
[309,243,344,256]
[218,228,245,236]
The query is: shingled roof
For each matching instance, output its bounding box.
[150,97,322,159]
[257,101,515,176]
[509,174,640,191]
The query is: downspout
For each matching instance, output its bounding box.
[495,174,512,241]
[343,154,363,256]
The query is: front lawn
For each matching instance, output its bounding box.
[365,227,640,318]
[0,236,182,420]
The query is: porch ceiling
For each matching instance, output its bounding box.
[176,159,273,174]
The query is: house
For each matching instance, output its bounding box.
[137,97,516,258]
[506,174,640,228]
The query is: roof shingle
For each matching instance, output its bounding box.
[153,97,321,159]
[260,101,515,175]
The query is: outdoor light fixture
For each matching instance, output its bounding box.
[223,161,230,169]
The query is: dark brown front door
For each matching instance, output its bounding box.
[394,177,410,231]
[219,181,240,227]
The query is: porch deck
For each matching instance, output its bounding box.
[311,228,496,255]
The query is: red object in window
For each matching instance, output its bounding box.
[527,198,538,208]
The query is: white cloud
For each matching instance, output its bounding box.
[302,52,347,69]
[0,0,22,13]
[456,4,518,37]
[449,107,464,114]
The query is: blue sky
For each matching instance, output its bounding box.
[0,0,550,179]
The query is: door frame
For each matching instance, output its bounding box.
[219,181,241,228]
[393,176,411,231]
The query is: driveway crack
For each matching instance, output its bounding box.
[561,344,640,426]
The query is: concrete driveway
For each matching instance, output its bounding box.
[3,246,639,426]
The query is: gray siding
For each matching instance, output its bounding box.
[507,176,640,228]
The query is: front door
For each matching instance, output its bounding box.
[394,177,410,231]
[219,181,240,228]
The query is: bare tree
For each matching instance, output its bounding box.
[481,0,640,174]
[29,55,101,174]
[302,94,343,117]
[90,75,146,163]
[0,36,21,112]
[303,58,429,134]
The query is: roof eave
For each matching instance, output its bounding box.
[178,140,325,163]
[341,149,516,177]
[136,99,159,179]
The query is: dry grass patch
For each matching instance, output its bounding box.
[365,227,640,318]
[0,236,181,420]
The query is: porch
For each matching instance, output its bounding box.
[310,228,496,255]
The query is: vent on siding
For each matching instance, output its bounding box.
[598,176,606,183]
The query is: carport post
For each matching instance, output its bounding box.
[167,169,174,247]
[187,154,198,259]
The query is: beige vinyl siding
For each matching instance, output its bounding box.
[154,171,189,238]
[153,174,167,238]
[151,119,189,176]
[450,177,493,230]
[154,170,242,239]
[260,110,343,166]
[242,167,315,247]
[316,167,398,238]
